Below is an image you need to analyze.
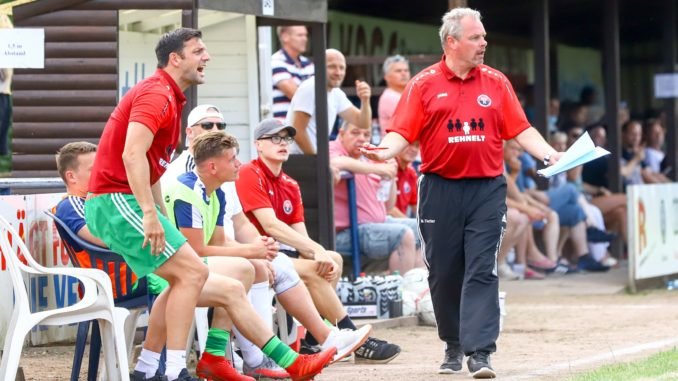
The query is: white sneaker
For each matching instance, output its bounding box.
[321,324,372,363]
[498,263,520,281]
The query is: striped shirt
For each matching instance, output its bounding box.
[271,48,314,120]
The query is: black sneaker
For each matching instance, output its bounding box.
[577,253,610,272]
[174,368,198,381]
[354,337,401,364]
[438,343,463,374]
[467,351,496,379]
[130,370,168,381]
[299,338,322,355]
[586,227,616,243]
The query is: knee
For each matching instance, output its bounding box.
[249,259,268,283]
[222,277,248,302]
[183,261,209,289]
[328,250,343,268]
[400,228,416,248]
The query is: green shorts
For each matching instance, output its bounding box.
[84,193,187,278]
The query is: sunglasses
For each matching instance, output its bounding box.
[195,122,227,130]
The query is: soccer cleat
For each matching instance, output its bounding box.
[285,347,337,381]
[438,343,463,374]
[196,352,255,381]
[321,324,372,363]
[243,356,290,379]
[354,337,401,364]
[130,370,168,381]
[467,351,496,379]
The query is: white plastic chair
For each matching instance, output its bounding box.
[0,215,130,381]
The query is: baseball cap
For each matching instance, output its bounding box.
[254,118,297,140]
[187,104,224,127]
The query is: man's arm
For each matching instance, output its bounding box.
[251,207,324,259]
[151,180,167,217]
[181,226,270,259]
[290,111,316,154]
[513,127,564,165]
[330,155,396,178]
[122,122,164,255]
[78,226,108,247]
[276,78,300,100]
[338,80,372,131]
[361,132,410,162]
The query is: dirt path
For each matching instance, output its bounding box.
[17,266,678,380]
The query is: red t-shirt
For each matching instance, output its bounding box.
[395,161,418,214]
[235,158,305,235]
[89,69,186,193]
[387,57,530,179]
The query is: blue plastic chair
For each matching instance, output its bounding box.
[343,173,362,279]
[45,210,151,381]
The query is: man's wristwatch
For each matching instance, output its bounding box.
[543,152,554,166]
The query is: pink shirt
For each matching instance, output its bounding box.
[330,140,387,230]
[378,87,402,137]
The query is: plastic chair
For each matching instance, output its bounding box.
[46,210,148,381]
[0,214,130,381]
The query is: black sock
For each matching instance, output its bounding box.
[304,331,319,346]
[337,315,357,330]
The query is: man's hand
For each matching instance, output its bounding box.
[523,204,546,222]
[260,236,279,261]
[314,250,339,281]
[355,80,371,102]
[141,213,165,256]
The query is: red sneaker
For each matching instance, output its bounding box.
[196,352,255,381]
[285,347,337,381]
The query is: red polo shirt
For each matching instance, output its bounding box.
[89,69,186,193]
[236,158,305,234]
[388,57,530,179]
[395,161,418,214]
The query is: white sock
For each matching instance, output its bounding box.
[165,349,187,380]
[134,348,161,378]
[233,282,271,367]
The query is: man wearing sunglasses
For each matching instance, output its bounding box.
[237,118,402,365]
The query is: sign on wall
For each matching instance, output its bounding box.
[0,28,44,68]
[627,184,678,286]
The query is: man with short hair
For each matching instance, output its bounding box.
[85,28,334,381]
[330,121,424,274]
[378,55,411,137]
[162,106,370,379]
[390,141,420,218]
[272,26,314,120]
[236,118,402,364]
[285,49,371,154]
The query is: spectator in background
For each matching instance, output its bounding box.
[390,141,420,218]
[547,96,560,133]
[579,86,604,124]
[643,118,667,175]
[286,49,371,154]
[378,55,411,138]
[620,119,669,186]
[330,121,423,274]
[271,26,314,120]
[0,14,13,156]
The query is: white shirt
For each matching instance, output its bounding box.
[285,76,353,154]
[644,147,665,174]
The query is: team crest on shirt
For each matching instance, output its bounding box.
[403,182,411,194]
[283,200,293,215]
[477,94,492,107]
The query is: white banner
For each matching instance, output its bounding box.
[0,28,45,68]
[628,184,678,281]
[0,193,80,346]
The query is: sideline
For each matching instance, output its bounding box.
[501,337,678,381]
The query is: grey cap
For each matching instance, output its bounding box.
[254,118,297,140]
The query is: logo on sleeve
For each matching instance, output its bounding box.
[283,200,293,215]
[477,94,492,107]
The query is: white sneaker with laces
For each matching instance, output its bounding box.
[321,324,372,363]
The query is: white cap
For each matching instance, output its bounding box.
[187,104,223,127]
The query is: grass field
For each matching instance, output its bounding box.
[568,348,678,381]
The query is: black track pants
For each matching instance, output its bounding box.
[418,173,506,355]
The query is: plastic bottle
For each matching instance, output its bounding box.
[371,118,381,146]
[392,270,404,300]
[377,179,392,202]
[373,276,390,319]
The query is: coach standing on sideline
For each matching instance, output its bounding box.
[362,8,564,379]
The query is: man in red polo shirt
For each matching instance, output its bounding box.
[362,8,564,379]
[237,118,402,364]
[390,141,420,218]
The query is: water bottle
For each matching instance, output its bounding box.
[392,270,404,300]
[371,118,381,145]
[361,276,378,304]
[351,277,364,303]
[373,276,390,319]
[377,179,392,202]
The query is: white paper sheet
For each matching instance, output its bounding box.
[537,131,611,178]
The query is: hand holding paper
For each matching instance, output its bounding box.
[537,131,610,178]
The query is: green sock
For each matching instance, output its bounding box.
[205,328,230,357]
[262,336,299,368]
